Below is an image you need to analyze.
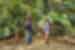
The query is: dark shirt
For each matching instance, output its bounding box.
[25,21,32,32]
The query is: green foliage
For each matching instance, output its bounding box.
[0,0,32,37]
[68,14,75,26]
[0,0,74,37]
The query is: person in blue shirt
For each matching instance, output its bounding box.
[43,17,50,45]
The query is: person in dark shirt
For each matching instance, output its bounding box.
[24,16,32,48]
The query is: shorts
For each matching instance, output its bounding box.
[43,28,50,34]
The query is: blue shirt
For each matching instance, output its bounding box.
[43,22,50,33]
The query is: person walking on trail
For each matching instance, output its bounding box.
[43,17,51,45]
[24,16,32,48]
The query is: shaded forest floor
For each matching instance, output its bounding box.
[0,36,75,50]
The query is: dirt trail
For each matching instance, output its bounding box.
[0,37,75,50]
